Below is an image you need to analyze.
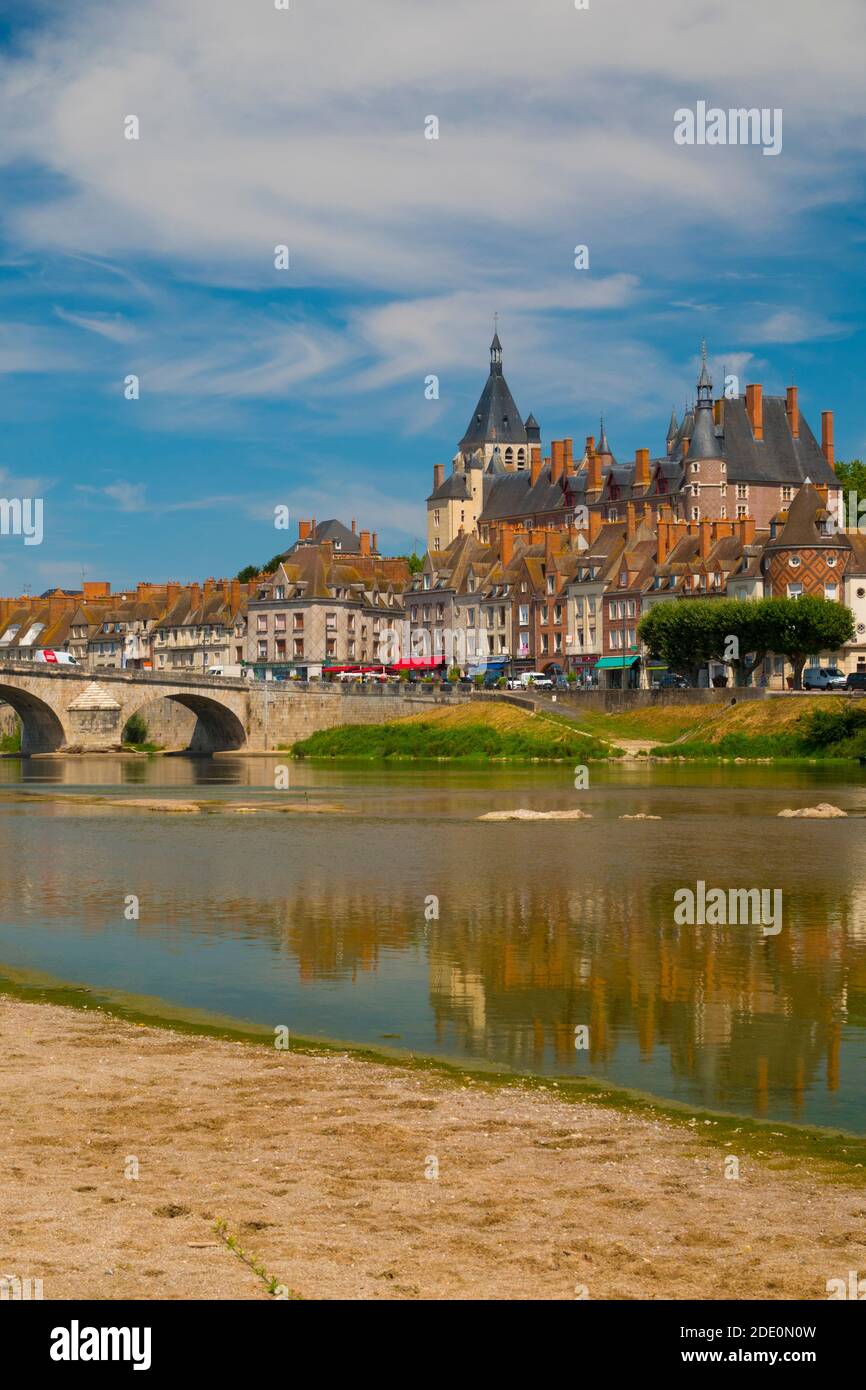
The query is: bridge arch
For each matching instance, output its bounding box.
[125,691,247,754]
[0,682,68,754]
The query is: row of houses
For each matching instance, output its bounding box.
[0,530,413,679]
[407,481,866,687]
[2,480,862,687]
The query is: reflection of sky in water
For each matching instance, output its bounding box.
[1,757,866,1131]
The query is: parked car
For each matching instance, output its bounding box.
[506,675,524,690]
[33,648,78,666]
[655,673,690,689]
[845,672,866,691]
[521,671,555,690]
[803,666,847,691]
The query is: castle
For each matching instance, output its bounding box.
[427,335,841,551]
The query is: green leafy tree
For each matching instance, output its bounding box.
[639,596,855,690]
[400,553,424,573]
[762,595,854,690]
[835,459,866,520]
[236,565,259,582]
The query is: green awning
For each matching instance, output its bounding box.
[595,654,640,669]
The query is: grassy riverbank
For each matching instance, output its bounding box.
[3,973,866,1299]
[290,702,617,761]
[648,698,866,760]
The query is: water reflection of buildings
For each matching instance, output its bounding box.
[2,806,866,1122]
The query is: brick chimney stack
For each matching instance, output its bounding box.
[298,520,311,541]
[634,448,650,489]
[786,387,799,440]
[563,438,574,474]
[351,517,357,534]
[588,509,602,544]
[657,520,669,564]
[746,384,763,441]
[822,411,835,470]
[433,464,444,489]
[550,440,565,485]
[371,532,378,555]
[359,529,371,557]
[587,448,602,492]
[230,579,241,609]
[738,517,756,546]
[530,446,542,486]
[626,501,637,539]
[700,517,712,560]
[500,524,515,569]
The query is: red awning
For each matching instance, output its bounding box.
[390,657,446,669]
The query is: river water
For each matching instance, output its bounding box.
[1,755,865,1130]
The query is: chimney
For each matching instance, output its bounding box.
[682,435,689,458]
[351,517,357,533]
[626,501,637,539]
[563,437,574,474]
[588,450,602,492]
[738,517,756,546]
[746,384,763,441]
[298,519,311,541]
[700,517,712,560]
[585,434,595,458]
[204,577,214,596]
[433,464,445,489]
[657,521,669,565]
[359,529,371,557]
[311,516,317,538]
[786,387,799,440]
[188,583,202,610]
[501,525,515,568]
[713,398,722,426]
[166,582,180,604]
[634,447,650,489]
[588,509,602,545]
[544,530,557,569]
[550,439,564,485]
[82,581,110,600]
[815,484,829,508]
[530,446,542,486]
[822,411,835,470]
[230,579,241,609]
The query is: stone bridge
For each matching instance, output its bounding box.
[0,664,465,754]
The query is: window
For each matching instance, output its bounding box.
[825,582,838,601]
[274,586,285,599]
[519,604,529,625]
[826,554,837,567]
[433,510,440,527]
[789,556,801,568]
[692,507,700,520]
[736,484,748,499]
[787,583,803,599]
[294,639,304,657]
[257,640,267,658]
[256,616,268,633]
[546,575,555,595]
[736,505,747,519]
[326,612,337,630]
[781,487,792,503]
[691,461,699,474]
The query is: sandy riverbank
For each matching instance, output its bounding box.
[2,995,865,1301]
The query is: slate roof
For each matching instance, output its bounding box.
[718,396,837,486]
[460,339,527,449]
[283,518,361,555]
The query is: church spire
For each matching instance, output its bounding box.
[696,338,713,409]
[490,317,502,374]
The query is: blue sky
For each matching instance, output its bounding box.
[1,0,865,593]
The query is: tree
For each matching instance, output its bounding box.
[262,555,284,574]
[834,458,866,516]
[235,565,259,582]
[400,553,424,573]
[761,595,854,690]
[639,596,855,689]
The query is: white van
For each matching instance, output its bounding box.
[206,663,253,679]
[34,648,78,666]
